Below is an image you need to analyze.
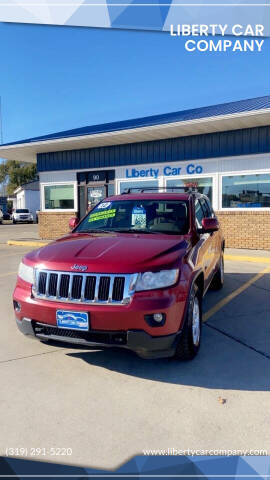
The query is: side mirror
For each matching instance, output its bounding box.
[69,216,79,230]
[201,217,219,233]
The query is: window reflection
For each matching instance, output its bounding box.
[222,174,270,208]
[166,177,213,203]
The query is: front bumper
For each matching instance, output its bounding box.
[14,218,32,222]
[14,275,188,359]
[16,317,180,359]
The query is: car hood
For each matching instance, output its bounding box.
[25,232,191,273]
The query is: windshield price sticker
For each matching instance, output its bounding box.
[97,202,112,209]
[88,209,116,223]
[131,206,146,229]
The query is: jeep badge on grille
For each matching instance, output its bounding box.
[71,264,88,272]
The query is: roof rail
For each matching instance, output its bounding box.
[121,186,198,194]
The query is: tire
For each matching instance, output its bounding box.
[174,284,202,361]
[211,254,224,290]
[12,219,16,224]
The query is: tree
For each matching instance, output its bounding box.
[0,160,37,195]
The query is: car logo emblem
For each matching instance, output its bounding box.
[71,264,88,272]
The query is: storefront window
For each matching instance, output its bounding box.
[166,177,213,203]
[119,180,159,193]
[222,174,270,208]
[44,185,74,210]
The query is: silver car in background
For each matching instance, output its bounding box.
[12,209,34,224]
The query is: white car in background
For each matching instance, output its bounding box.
[0,209,3,224]
[12,209,34,224]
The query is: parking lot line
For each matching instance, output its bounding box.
[203,265,270,322]
[224,254,270,264]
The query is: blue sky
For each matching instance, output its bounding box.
[0,22,270,146]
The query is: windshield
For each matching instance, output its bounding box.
[76,199,189,235]
[16,209,29,213]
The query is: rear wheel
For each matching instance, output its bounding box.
[174,284,202,361]
[211,254,224,290]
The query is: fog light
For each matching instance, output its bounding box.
[144,313,166,327]
[13,301,21,312]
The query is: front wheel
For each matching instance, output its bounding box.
[12,219,16,224]
[174,284,202,361]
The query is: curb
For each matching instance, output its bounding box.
[224,254,270,264]
[7,240,50,247]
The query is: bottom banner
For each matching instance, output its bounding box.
[0,455,270,479]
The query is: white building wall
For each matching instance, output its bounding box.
[25,190,40,220]
[38,152,270,214]
[39,171,77,183]
[16,190,25,209]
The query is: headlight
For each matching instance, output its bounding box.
[135,269,179,291]
[18,261,34,284]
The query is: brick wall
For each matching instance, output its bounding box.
[39,212,77,240]
[217,211,270,250]
[39,210,270,250]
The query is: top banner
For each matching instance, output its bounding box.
[1,0,270,35]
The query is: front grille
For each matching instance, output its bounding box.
[33,270,137,305]
[71,275,83,299]
[48,273,58,296]
[98,276,110,301]
[38,272,47,294]
[85,276,96,301]
[33,322,127,345]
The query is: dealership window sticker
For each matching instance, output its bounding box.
[97,202,112,209]
[88,209,116,222]
[131,206,146,229]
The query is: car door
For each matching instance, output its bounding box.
[200,197,220,284]
[194,198,215,289]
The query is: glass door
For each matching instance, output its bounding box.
[87,185,107,211]
[77,169,115,219]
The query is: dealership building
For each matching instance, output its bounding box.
[1,95,270,249]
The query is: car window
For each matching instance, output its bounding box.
[200,198,211,218]
[195,200,205,229]
[16,209,29,213]
[205,198,215,217]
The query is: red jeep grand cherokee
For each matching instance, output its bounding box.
[13,189,224,360]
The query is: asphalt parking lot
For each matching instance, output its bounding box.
[0,222,39,244]
[0,230,270,469]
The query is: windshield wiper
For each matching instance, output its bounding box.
[112,228,159,234]
[76,229,113,234]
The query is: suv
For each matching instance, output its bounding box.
[13,190,224,360]
[12,209,34,224]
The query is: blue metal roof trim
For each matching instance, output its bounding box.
[37,125,270,173]
[4,95,270,147]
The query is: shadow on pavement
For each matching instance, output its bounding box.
[65,272,270,392]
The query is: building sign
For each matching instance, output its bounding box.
[125,164,203,179]
[77,170,115,184]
